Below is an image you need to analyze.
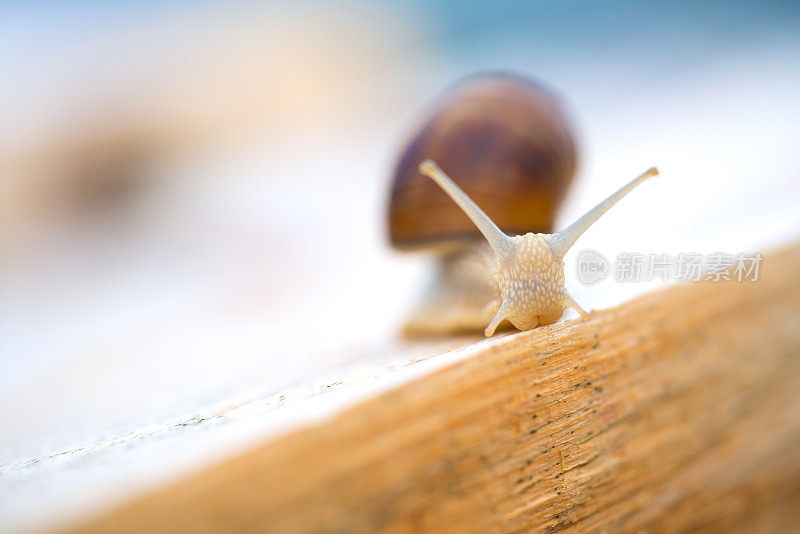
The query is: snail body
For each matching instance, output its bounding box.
[388,73,659,336]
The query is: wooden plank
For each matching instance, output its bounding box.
[69,242,800,533]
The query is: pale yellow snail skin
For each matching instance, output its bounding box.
[418,160,659,337]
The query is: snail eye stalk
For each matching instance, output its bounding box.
[419,160,514,257]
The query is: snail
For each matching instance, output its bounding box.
[387,73,659,336]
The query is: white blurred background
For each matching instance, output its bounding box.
[1,1,799,531]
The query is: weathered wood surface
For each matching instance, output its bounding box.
[71,243,800,533]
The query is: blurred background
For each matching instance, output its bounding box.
[1,1,799,531]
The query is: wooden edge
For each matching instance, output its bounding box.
[69,242,800,533]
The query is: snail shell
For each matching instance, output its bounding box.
[388,73,579,335]
[388,73,577,250]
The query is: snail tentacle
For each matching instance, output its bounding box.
[419,160,515,258]
[484,300,510,337]
[563,291,588,317]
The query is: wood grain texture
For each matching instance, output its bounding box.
[70,243,800,533]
